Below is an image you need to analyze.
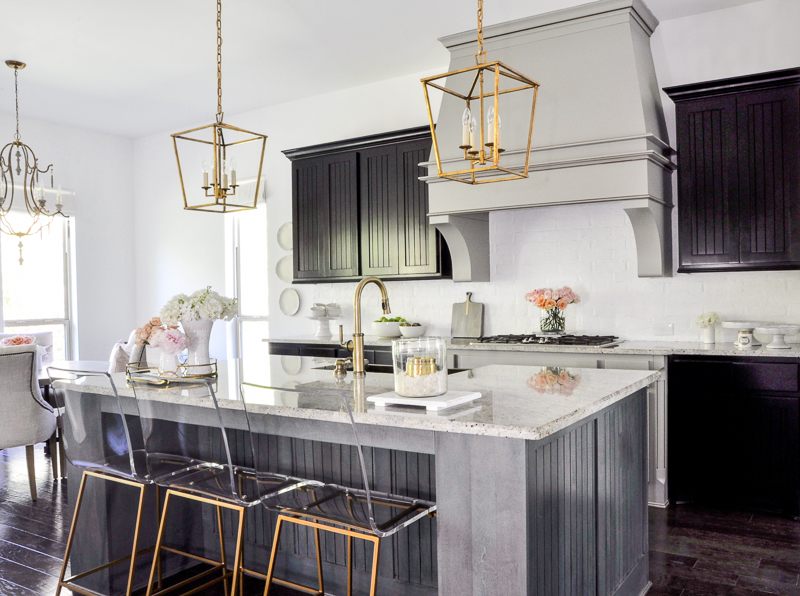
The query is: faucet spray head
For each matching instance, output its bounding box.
[382,299,391,315]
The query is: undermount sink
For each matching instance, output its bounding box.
[313,364,468,376]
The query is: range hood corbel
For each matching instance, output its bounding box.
[424,0,676,280]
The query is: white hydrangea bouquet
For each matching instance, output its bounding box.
[695,312,720,329]
[160,286,238,325]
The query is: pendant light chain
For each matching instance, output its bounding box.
[13,67,20,141]
[475,0,487,64]
[216,0,223,123]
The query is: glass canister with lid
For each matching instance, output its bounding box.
[392,337,448,397]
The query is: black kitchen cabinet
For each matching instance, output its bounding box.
[668,356,800,517]
[284,127,450,283]
[292,151,359,279]
[267,341,392,365]
[665,68,800,272]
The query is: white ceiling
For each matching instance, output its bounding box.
[0,0,765,138]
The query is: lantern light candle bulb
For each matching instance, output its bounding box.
[461,108,472,148]
[487,106,501,150]
[202,160,209,187]
[469,115,477,151]
[221,159,228,190]
[230,157,237,186]
[56,185,62,207]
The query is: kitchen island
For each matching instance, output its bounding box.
[63,359,658,596]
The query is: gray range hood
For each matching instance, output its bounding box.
[425,0,675,280]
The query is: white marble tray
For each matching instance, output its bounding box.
[368,390,482,411]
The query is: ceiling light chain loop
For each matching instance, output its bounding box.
[216,0,224,123]
[475,0,487,65]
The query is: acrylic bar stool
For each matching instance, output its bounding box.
[243,382,438,596]
[48,366,158,596]
[130,375,306,596]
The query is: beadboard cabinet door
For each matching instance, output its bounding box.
[360,138,439,277]
[737,85,800,266]
[292,151,360,280]
[675,95,740,269]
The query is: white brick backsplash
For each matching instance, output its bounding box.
[303,203,800,341]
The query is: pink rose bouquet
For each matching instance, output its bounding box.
[525,286,580,333]
[135,317,164,345]
[0,334,36,347]
[526,367,582,396]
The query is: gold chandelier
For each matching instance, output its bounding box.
[0,60,66,264]
[422,0,540,184]
[171,0,267,213]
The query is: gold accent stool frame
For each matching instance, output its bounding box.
[421,0,540,184]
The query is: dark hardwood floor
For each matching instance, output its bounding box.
[1,445,799,596]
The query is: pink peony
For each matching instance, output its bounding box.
[556,299,568,310]
[155,328,189,355]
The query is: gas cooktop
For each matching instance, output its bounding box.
[475,334,620,347]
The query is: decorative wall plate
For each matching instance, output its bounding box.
[276,255,293,283]
[279,288,300,316]
[281,355,302,375]
[277,222,293,251]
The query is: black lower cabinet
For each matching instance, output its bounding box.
[668,356,800,517]
[268,342,392,365]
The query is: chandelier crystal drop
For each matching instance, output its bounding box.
[421,0,540,184]
[171,0,267,213]
[0,60,67,264]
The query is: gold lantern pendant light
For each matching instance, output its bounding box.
[0,60,67,265]
[171,0,267,213]
[422,0,540,184]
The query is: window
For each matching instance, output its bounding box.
[1,211,73,360]
[227,180,268,381]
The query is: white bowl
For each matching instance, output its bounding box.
[372,321,401,337]
[399,325,427,338]
[310,307,326,318]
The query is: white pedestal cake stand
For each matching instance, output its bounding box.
[721,321,767,348]
[755,325,800,349]
[307,316,340,337]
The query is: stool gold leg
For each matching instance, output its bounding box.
[146,489,173,596]
[263,515,284,596]
[56,471,89,596]
[217,505,229,594]
[229,507,245,596]
[155,485,163,591]
[368,535,380,596]
[316,527,324,595]
[347,534,353,596]
[124,483,147,596]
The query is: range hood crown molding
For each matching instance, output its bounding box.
[426,0,675,280]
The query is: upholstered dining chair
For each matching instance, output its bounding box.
[0,344,58,500]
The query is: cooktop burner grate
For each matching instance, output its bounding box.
[476,334,620,347]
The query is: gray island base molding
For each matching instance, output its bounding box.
[62,362,657,596]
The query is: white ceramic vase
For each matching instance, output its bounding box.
[159,351,179,375]
[701,325,715,344]
[181,318,214,374]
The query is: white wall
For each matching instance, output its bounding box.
[0,113,136,359]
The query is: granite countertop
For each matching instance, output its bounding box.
[264,336,800,358]
[66,358,658,442]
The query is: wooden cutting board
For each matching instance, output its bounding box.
[451,292,484,339]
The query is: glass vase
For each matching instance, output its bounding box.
[392,337,448,397]
[540,307,566,335]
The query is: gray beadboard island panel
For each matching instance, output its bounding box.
[60,361,654,596]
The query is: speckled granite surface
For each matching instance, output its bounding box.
[264,336,800,357]
[61,359,658,441]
